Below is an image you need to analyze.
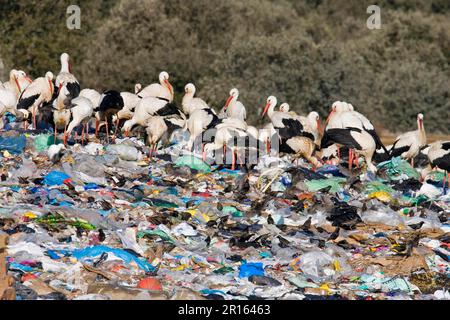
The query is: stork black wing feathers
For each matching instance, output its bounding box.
[17,94,40,109]
[155,102,182,117]
[364,127,389,153]
[65,82,81,99]
[97,90,124,112]
[441,142,450,151]
[321,128,362,150]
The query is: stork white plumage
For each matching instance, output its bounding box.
[0,88,18,116]
[321,101,384,172]
[422,140,450,191]
[2,70,32,99]
[144,115,185,158]
[389,113,426,166]
[53,85,72,142]
[64,96,94,145]
[122,96,181,136]
[17,71,54,129]
[223,88,246,121]
[182,83,209,115]
[186,107,221,152]
[55,53,80,98]
[137,71,174,102]
[79,88,102,108]
[262,96,319,167]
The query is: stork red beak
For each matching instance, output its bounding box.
[224,95,233,110]
[49,80,54,95]
[14,75,21,92]
[202,144,206,162]
[266,138,270,154]
[164,80,173,95]
[326,110,334,124]
[317,119,322,133]
[25,76,32,84]
[261,102,271,118]
[418,118,423,130]
[58,83,63,94]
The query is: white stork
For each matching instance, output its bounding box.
[17,71,54,129]
[321,101,384,172]
[2,70,32,98]
[262,96,320,167]
[223,88,246,121]
[55,53,80,98]
[389,113,426,166]
[144,115,185,158]
[422,140,450,191]
[122,96,183,136]
[182,83,209,115]
[137,71,174,102]
[64,96,94,145]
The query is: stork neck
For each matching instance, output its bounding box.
[267,103,276,119]
[60,58,69,73]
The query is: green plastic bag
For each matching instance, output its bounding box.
[305,177,346,192]
[377,157,419,180]
[222,206,243,217]
[137,229,176,244]
[174,155,211,173]
[365,181,395,194]
[34,134,60,152]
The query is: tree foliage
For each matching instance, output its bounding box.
[0,0,448,133]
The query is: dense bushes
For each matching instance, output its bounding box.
[0,0,448,133]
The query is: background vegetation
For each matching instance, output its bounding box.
[0,0,449,133]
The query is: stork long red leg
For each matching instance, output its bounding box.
[105,120,109,144]
[81,125,85,145]
[114,117,120,139]
[95,119,99,137]
[231,148,236,171]
[348,149,353,171]
[32,109,36,130]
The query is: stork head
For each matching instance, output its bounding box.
[326,101,341,124]
[159,71,173,95]
[16,70,31,82]
[61,52,69,62]
[9,69,18,81]
[417,113,424,130]
[279,103,290,113]
[224,88,239,109]
[308,111,321,132]
[45,71,54,81]
[135,83,142,94]
[184,83,196,95]
[262,96,277,118]
[61,53,71,72]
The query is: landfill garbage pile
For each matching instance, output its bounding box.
[0,131,449,301]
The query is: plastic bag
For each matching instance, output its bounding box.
[305,177,346,192]
[34,134,59,152]
[175,155,211,173]
[43,171,71,186]
[0,135,26,154]
[239,262,265,278]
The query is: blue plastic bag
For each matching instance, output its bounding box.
[0,135,26,155]
[43,171,70,186]
[71,245,155,272]
[239,262,265,278]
